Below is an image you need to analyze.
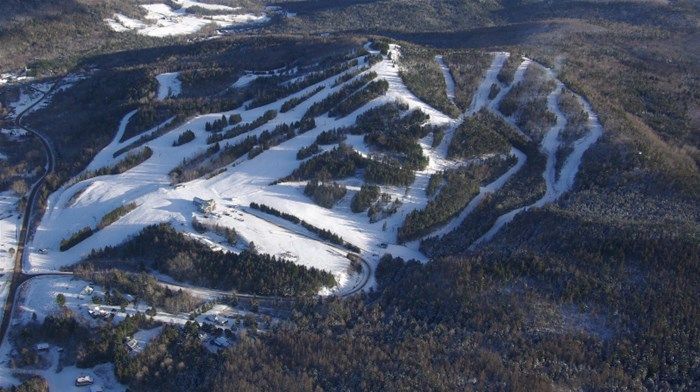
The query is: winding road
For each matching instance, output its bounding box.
[0,81,60,345]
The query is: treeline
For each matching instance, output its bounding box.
[60,226,94,251]
[113,118,176,158]
[368,193,402,223]
[173,129,195,146]
[284,144,417,187]
[365,159,415,187]
[74,146,153,186]
[332,66,369,87]
[192,216,238,245]
[443,50,493,111]
[172,119,309,184]
[246,57,361,109]
[97,202,138,230]
[249,202,361,253]
[169,142,222,184]
[204,114,240,133]
[282,144,367,182]
[296,142,321,160]
[398,168,482,242]
[397,44,461,118]
[304,179,347,208]
[351,184,380,213]
[315,127,349,145]
[361,104,430,170]
[60,202,139,250]
[421,148,546,255]
[280,86,325,113]
[207,109,277,144]
[448,110,511,159]
[328,79,389,118]
[87,223,336,296]
[303,72,377,120]
[73,267,201,314]
[498,66,556,141]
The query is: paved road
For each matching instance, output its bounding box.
[0,80,60,345]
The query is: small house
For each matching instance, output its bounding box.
[213,336,230,348]
[207,314,227,326]
[193,197,216,213]
[126,338,139,351]
[80,286,94,296]
[35,343,49,351]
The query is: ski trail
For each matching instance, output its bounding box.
[470,71,602,249]
[434,55,456,103]
[539,77,566,202]
[468,52,510,116]
[435,52,510,159]
[86,110,137,172]
[156,72,182,100]
[486,58,533,142]
[489,58,531,111]
[421,147,527,241]
[552,96,603,196]
[398,51,525,247]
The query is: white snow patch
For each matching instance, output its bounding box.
[104,2,270,37]
[156,72,182,100]
[434,55,455,102]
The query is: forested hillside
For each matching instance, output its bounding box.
[0,1,697,391]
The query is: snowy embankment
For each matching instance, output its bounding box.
[105,1,271,37]
[156,72,182,100]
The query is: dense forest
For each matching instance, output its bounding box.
[86,223,336,297]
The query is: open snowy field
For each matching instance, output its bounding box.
[105,1,272,37]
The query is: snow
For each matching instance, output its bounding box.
[6,87,46,120]
[23,44,601,297]
[131,326,163,352]
[471,63,603,248]
[5,75,84,120]
[24,47,460,294]
[174,0,237,11]
[156,72,182,100]
[104,2,270,37]
[0,193,19,329]
[423,148,526,241]
[434,55,456,102]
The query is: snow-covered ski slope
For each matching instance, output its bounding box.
[25,43,602,295]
